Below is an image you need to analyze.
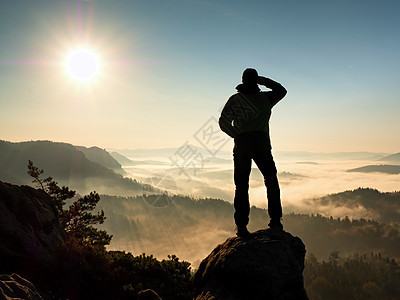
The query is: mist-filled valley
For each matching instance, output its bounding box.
[1,139,400,269]
[113,146,400,223]
[98,193,400,269]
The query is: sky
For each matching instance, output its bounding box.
[1,0,399,153]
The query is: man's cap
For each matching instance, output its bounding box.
[242,68,258,84]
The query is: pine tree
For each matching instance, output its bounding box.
[27,160,112,248]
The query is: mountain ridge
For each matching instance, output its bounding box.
[347,164,400,174]
[379,152,400,163]
[0,140,154,196]
[75,145,126,175]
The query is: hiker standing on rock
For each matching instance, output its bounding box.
[219,68,287,237]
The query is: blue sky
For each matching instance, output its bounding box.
[1,0,399,152]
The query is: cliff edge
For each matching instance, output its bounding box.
[0,181,64,273]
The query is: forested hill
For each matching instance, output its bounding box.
[75,145,126,175]
[307,188,400,223]
[0,140,154,196]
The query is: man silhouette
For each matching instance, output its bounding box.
[219,68,287,237]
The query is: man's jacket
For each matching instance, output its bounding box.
[219,78,287,139]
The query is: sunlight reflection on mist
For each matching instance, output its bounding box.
[123,153,400,218]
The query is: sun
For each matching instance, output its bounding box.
[65,48,99,81]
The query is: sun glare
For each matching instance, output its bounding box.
[66,48,99,81]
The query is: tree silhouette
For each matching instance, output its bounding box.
[27,160,112,248]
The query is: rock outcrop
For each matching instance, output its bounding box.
[193,229,309,300]
[0,181,64,273]
[0,273,43,300]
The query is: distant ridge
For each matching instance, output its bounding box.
[108,144,227,159]
[75,145,126,175]
[275,151,389,161]
[110,147,390,161]
[110,151,136,166]
[347,164,400,175]
[379,152,400,163]
[111,151,169,167]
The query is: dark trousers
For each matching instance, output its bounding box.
[233,131,282,227]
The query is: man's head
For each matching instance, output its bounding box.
[242,68,258,85]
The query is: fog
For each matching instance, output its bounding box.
[98,192,400,269]
[94,150,400,267]
[120,150,400,220]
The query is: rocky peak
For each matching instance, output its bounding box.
[194,229,309,300]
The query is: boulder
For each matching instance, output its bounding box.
[0,181,64,273]
[193,229,309,300]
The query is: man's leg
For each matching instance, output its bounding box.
[233,145,252,229]
[253,150,283,223]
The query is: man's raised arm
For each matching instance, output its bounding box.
[258,76,287,106]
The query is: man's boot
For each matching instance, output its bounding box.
[236,226,251,237]
[268,218,283,230]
